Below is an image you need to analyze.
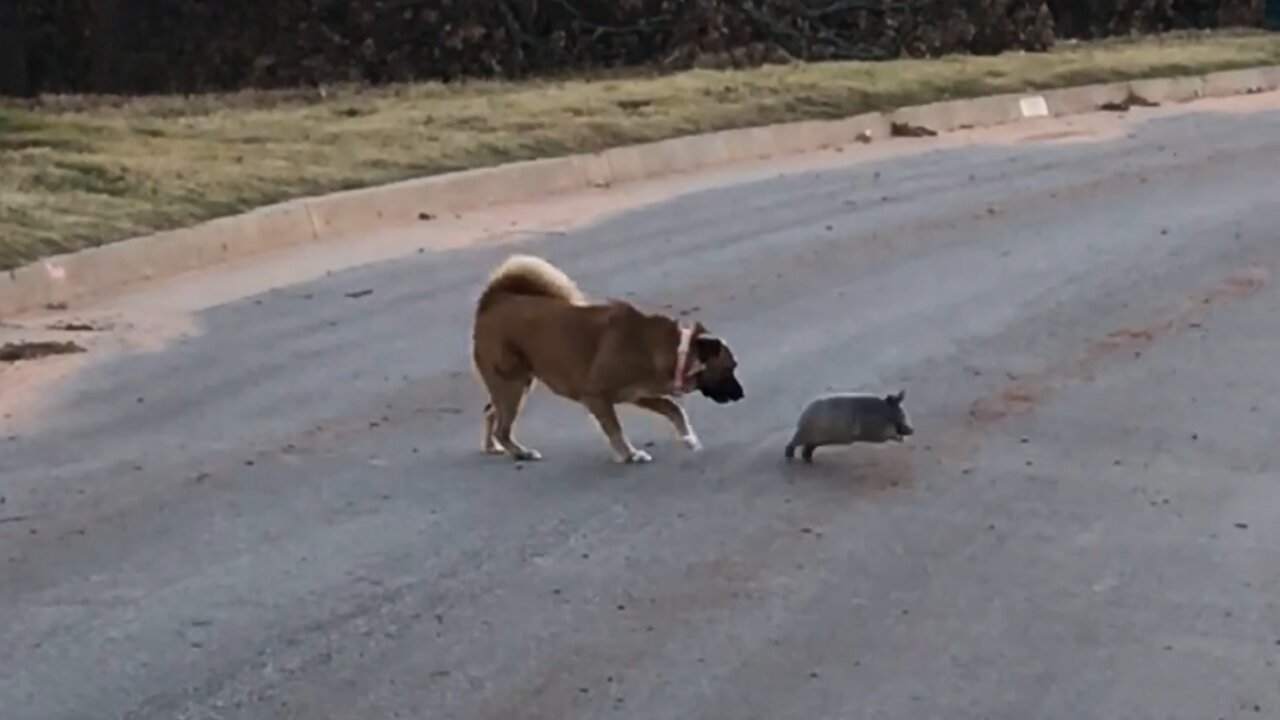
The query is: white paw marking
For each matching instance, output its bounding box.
[681,434,703,451]
[619,448,653,464]
[514,448,543,461]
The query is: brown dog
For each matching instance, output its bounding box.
[471,254,744,463]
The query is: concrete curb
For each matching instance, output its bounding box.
[3,65,1279,316]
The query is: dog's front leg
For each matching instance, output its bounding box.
[630,397,701,451]
[583,397,652,464]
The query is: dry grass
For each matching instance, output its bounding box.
[2,31,1279,271]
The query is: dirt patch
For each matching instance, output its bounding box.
[0,340,86,363]
[987,264,1267,424]
[0,307,200,429]
[0,343,92,431]
[46,319,112,332]
[891,121,939,138]
[941,262,1272,463]
[1099,91,1162,112]
[968,382,1044,425]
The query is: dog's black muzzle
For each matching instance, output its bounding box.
[698,375,744,404]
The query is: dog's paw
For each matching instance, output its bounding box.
[681,433,703,451]
[618,448,653,464]
[512,448,543,462]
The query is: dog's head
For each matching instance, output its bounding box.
[689,323,744,404]
[882,390,914,442]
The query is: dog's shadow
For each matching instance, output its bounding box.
[465,414,918,498]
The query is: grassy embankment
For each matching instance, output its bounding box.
[2,30,1279,270]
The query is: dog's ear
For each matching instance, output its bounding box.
[885,390,904,406]
[692,335,724,362]
[691,321,708,337]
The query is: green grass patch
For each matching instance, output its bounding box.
[2,30,1279,271]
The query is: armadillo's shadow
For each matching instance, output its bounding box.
[779,445,916,494]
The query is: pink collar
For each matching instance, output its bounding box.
[672,325,699,395]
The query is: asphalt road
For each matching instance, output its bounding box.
[4,96,1280,720]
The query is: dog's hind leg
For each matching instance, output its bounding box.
[473,349,508,455]
[481,403,504,454]
[584,397,652,464]
[630,397,701,451]
[484,373,542,462]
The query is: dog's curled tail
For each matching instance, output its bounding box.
[476,254,585,313]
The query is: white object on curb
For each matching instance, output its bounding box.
[43,262,67,281]
[1018,95,1050,119]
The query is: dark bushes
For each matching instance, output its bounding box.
[0,0,1264,96]
[1046,0,1262,38]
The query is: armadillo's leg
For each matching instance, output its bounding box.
[785,427,808,460]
